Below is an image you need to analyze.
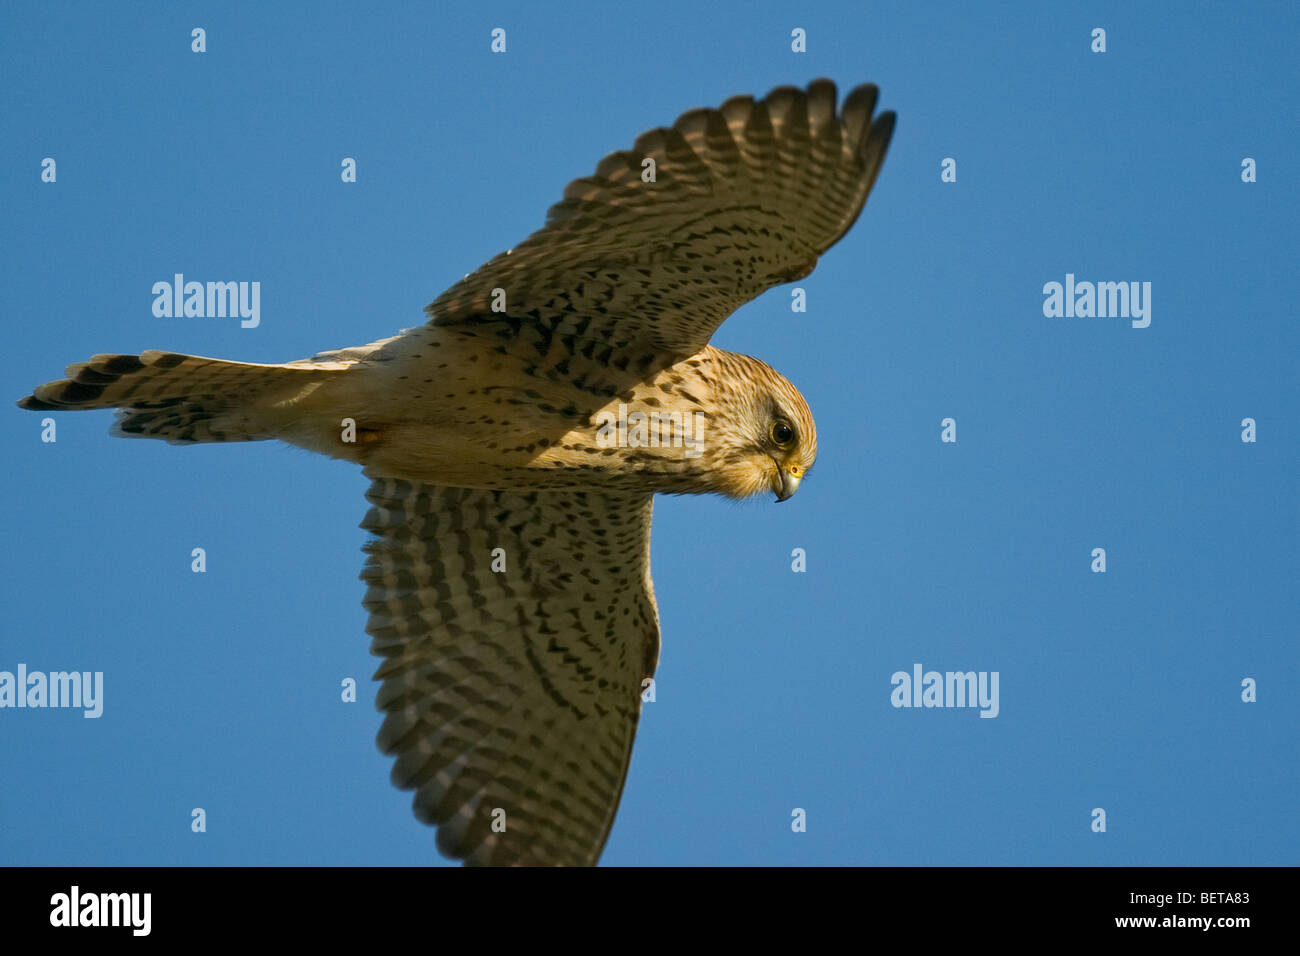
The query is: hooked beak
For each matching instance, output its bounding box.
[775,466,801,502]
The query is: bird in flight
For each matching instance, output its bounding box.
[19,78,895,865]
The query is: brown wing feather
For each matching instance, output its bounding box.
[360,474,659,865]
[427,78,895,358]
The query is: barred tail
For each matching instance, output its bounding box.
[17,350,344,444]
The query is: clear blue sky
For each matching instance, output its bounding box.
[2,1,1296,866]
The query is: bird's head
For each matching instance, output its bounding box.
[708,351,817,502]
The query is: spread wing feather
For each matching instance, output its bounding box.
[360,474,659,865]
[427,78,895,358]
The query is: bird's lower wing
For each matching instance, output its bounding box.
[360,473,660,866]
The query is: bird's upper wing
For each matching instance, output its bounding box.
[426,78,895,360]
[360,473,659,866]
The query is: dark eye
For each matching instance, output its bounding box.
[770,420,795,446]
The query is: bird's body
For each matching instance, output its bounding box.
[287,333,806,499]
[19,78,894,865]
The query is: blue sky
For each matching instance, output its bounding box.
[2,1,1296,866]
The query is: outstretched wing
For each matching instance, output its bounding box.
[360,474,660,866]
[427,78,895,359]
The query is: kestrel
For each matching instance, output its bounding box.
[19,78,895,865]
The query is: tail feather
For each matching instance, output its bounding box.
[18,350,345,444]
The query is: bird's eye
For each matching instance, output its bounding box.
[770,420,795,446]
